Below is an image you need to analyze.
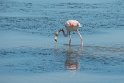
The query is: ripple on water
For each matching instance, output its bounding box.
[0,45,124,74]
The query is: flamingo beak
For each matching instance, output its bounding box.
[54,36,58,42]
[54,32,59,42]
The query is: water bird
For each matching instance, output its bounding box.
[54,20,83,46]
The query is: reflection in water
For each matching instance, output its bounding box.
[54,43,83,71]
[65,46,83,71]
[65,51,79,70]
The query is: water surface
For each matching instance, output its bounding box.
[0,0,124,83]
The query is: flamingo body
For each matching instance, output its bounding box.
[54,20,83,46]
[65,20,81,31]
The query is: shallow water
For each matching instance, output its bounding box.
[0,0,124,83]
[0,30,124,74]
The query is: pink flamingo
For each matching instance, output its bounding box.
[54,20,83,46]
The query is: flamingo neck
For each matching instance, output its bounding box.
[59,29,68,37]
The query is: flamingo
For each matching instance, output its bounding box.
[54,20,83,46]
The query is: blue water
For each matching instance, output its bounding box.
[0,0,124,36]
[0,0,124,78]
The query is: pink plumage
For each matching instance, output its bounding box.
[65,20,81,31]
[54,20,83,46]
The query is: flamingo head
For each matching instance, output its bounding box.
[54,31,59,42]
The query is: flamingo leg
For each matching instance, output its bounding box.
[77,30,83,46]
[69,32,71,45]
